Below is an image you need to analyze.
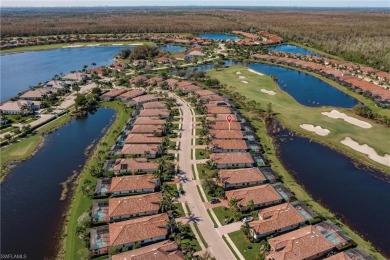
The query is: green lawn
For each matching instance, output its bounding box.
[195,149,209,160]
[182,224,202,252]
[174,203,186,217]
[196,164,217,180]
[228,231,263,260]
[62,101,132,260]
[207,65,390,173]
[195,128,202,136]
[213,206,236,225]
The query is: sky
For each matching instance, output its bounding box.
[1,0,389,7]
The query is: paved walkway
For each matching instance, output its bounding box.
[217,222,243,236]
[173,94,238,260]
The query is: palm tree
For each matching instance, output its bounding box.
[241,223,250,237]
[160,198,174,213]
[229,198,240,212]
[247,199,255,212]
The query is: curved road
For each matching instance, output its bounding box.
[174,94,236,259]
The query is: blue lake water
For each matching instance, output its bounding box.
[248,63,357,108]
[275,129,390,258]
[199,33,239,41]
[160,45,186,52]
[268,44,320,56]
[0,46,131,102]
[0,108,115,259]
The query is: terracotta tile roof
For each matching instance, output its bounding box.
[119,89,145,99]
[249,203,306,235]
[166,78,179,87]
[210,152,254,165]
[109,213,168,247]
[267,225,334,260]
[102,89,127,98]
[210,130,244,139]
[110,174,158,193]
[112,240,184,260]
[139,109,170,118]
[125,134,163,144]
[133,117,165,125]
[195,89,216,97]
[225,184,282,208]
[207,114,238,122]
[211,139,248,150]
[20,88,52,99]
[132,94,159,104]
[130,125,163,135]
[120,144,160,155]
[201,95,225,102]
[325,252,351,260]
[207,106,232,114]
[113,158,158,172]
[108,192,162,219]
[209,122,242,130]
[219,167,266,185]
[142,102,167,109]
[147,76,164,85]
[177,81,193,88]
[178,84,201,93]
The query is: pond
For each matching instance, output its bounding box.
[0,46,131,102]
[268,44,321,56]
[248,63,357,108]
[199,33,240,41]
[0,108,115,259]
[275,128,390,258]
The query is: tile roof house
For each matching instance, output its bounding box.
[209,121,242,130]
[120,144,161,158]
[219,167,267,189]
[142,101,167,110]
[112,158,158,174]
[166,79,179,89]
[177,84,201,94]
[118,89,145,102]
[210,130,244,140]
[109,174,159,196]
[112,240,184,260]
[125,134,163,145]
[249,202,307,239]
[132,94,159,105]
[207,114,238,122]
[109,213,169,249]
[210,139,248,153]
[133,117,165,126]
[20,88,54,100]
[207,106,232,114]
[62,72,87,82]
[210,152,254,169]
[0,100,41,115]
[225,184,283,211]
[101,89,128,101]
[108,192,162,221]
[138,109,170,118]
[266,225,335,260]
[194,89,216,97]
[129,125,164,136]
[324,248,373,260]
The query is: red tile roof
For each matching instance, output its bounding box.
[113,158,158,172]
[210,152,254,165]
[219,167,266,185]
[210,130,244,139]
[211,139,248,150]
[125,134,163,144]
[225,184,282,208]
[110,174,158,193]
[109,213,168,247]
[120,144,160,155]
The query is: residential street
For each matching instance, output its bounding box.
[174,94,237,260]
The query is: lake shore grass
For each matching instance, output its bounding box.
[58,101,131,260]
[0,41,156,54]
[207,65,390,174]
[0,112,73,181]
[210,81,386,259]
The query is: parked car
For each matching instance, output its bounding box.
[209,198,220,204]
[241,216,254,223]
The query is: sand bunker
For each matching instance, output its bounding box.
[86,44,100,47]
[62,45,84,48]
[340,137,390,167]
[236,71,242,75]
[260,89,277,96]
[241,81,249,84]
[112,44,123,46]
[300,124,330,136]
[239,76,246,79]
[321,110,372,129]
[248,68,264,76]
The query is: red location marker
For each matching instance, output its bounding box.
[226,114,232,123]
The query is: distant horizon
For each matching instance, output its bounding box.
[1,0,389,8]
